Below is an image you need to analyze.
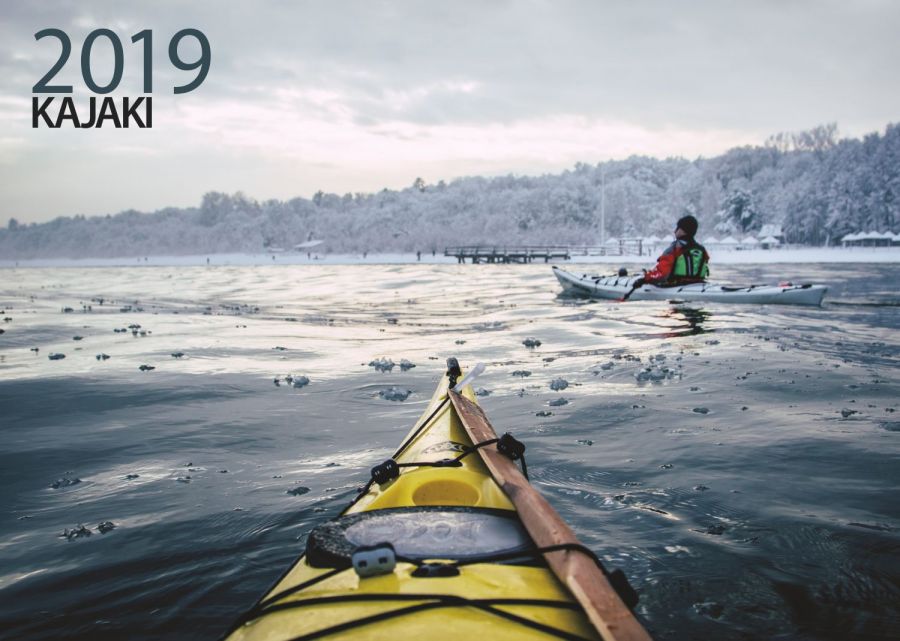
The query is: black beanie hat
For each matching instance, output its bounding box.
[676,215,698,238]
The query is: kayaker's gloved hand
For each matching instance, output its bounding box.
[632,269,650,288]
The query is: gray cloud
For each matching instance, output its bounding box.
[2,0,899,223]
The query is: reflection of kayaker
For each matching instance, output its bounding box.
[223,359,650,641]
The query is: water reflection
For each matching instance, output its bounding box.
[663,306,712,338]
[623,305,713,340]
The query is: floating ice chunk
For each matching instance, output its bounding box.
[635,366,677,383]
[473,321,505,332]
[379,386,410,401]
[51,477,81,489]
[61,525,92,540]
[97,521,116,534]
[369,357,395,372]
[693,601,724,618]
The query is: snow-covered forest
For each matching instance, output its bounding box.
[3,123,898,258]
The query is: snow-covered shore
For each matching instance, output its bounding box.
[1,246,898,268]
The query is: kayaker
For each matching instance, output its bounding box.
[640,214,710,286]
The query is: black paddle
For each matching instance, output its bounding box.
[619,274,646,302]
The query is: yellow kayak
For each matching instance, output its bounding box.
[222,359,652,641]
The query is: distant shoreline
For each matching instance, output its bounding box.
[1,247,898,268]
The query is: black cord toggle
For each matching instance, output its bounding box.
[446,357,462,389]
[370,459,400,485]
[497,432,526,460]
[607,568,639,609]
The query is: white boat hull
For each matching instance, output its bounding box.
[552,267,828,306]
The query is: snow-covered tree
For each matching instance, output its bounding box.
[3,122,898,258]
[716,189,759,234]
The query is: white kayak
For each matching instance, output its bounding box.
[552,266,828,306]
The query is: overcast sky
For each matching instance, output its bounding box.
[2,0,899,224]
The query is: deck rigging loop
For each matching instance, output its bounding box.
[234,538,638,641]
[369,433,528,486]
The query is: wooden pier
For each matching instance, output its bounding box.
[444,246,571,263]
[445,240,652,263]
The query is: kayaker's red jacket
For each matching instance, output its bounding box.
[644,238,710,284]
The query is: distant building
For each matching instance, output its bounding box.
[758,224,784,242]
[760,235,781,249]
[740,235,760,249]
[841,231,896,247]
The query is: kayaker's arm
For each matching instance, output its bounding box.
[643,242,677,284]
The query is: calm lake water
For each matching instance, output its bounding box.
[1,262,898,641]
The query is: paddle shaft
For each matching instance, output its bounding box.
[449,391,653,641]
[619,277,645,302]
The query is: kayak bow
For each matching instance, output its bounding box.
[223,359,651,641]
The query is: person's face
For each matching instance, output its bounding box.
[674,227,688,240]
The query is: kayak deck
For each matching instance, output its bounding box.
[229,563,599,640]
[223,362,650,641]
[553,266,828,306]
